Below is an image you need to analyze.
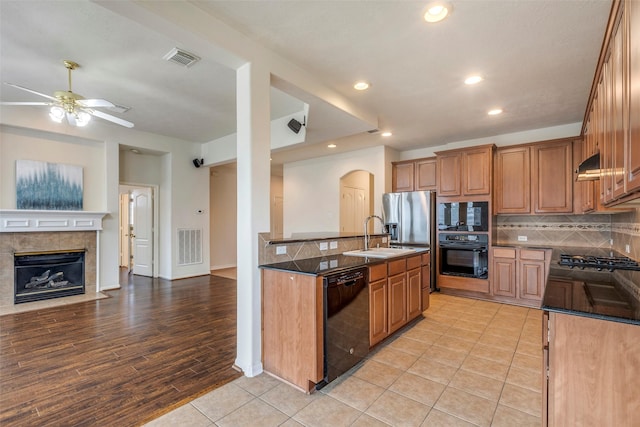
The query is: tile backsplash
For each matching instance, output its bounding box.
[496,214,612,248]
[258,233,387,265]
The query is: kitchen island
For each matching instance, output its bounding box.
[541,247,640,427]
[259,248,430,393]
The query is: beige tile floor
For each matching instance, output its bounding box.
[145,293,543,427]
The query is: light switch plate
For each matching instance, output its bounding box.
[319,242,328,251]
[276,246,286,255]
[518,236,528,242]
[329,241,338,250]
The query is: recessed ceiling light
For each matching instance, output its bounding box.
[381,132,393,137]
[328,143,337,148]
[488,109,503,116]
[353,81,370,91]
[465,75,483,85]
[424,2,451,23]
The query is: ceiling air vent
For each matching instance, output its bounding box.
[367,129,380,134]
[163,47,201,67]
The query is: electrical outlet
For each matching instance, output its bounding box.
[382,237,388,243]
[626,244,631,254]
[319,242,328,251]
[518,236,528,242]
[329,241,338,250]
[276,246,286,255]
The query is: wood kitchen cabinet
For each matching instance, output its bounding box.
[369,254,423,346]
[492,247,517,298]
[261,269,323,393]
[391,157,436,192]
[518,249,546,302]
[543,311,640,426]
[435,145,494,197]
[532,140,573,213]
[579,0,640,206]
[494,139,573,214]
[388,258,408,334]
[406,255,422,321]
[494,146,531,214]
[490,247,549,307]
[368,263,388,347]
[421,252,431,310]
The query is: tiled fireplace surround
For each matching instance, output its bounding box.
[0,231,98,314]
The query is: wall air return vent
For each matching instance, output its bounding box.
[163,48,201,68]
[177,228,203,266]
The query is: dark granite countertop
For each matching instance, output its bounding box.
[259,247,430,276]
[543,246,640,326]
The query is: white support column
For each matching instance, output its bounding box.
[235,61,271,376]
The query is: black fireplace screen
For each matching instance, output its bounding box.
[14,250,85,304]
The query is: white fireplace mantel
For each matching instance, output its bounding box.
[0,209,109,232]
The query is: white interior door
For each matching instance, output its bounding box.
[132,187,153,277]
[340,186,367,232]
[119,193,131,268]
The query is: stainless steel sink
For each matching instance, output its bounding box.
[342,247,416,259]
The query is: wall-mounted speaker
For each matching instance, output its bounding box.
[287,118,302,134]
[193,158,204,168]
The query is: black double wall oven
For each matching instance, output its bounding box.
[438,201,489,279]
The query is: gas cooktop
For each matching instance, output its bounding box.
[558,254,640,272]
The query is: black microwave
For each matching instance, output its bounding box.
[438,201,489,232]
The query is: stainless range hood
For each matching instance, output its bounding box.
[575,152,601,181]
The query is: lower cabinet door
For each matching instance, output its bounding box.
[369,279,388,346]
[388,273,407,334]
[407,267,422,320]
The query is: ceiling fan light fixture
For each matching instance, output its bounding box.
[75,111,91,127]
[49,106,65,123]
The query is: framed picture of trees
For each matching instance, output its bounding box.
[16,160,83,210]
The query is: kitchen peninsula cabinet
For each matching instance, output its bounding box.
[369,254,423,347]
[494,139,574,214]
[543,311,640,426]
[391,158,436,192]
[261,269,323,393]
[435,145,494,197]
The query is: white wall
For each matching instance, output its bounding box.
[0,109,211,287]
[283,145,388,236]
[1,125,105,209]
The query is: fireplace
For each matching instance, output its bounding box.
[14,249,86,304]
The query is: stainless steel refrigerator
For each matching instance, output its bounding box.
[382,191,437,292]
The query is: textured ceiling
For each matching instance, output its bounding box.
[0,0,613,164]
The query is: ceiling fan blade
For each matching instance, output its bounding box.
[89,109,134,128]
[77,98,115,108]
[4,82,58,101]
[1,101,50,106]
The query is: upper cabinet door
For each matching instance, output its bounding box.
[462,146,492,196]
[392,162,415,192]
[532,141,573,213]
[415,158,437,191]
[627,0,640,192]
[494,146,531,214]
[436,152,462,197]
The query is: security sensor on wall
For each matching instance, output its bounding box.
[287,116,306,134]
[193,158,204,168]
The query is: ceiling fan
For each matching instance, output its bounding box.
[1,60,134,128]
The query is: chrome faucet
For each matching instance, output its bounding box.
[363,215,385,251]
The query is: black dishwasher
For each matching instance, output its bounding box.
[317,267,369,389]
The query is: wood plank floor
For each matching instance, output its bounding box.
[0,270,240,426]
